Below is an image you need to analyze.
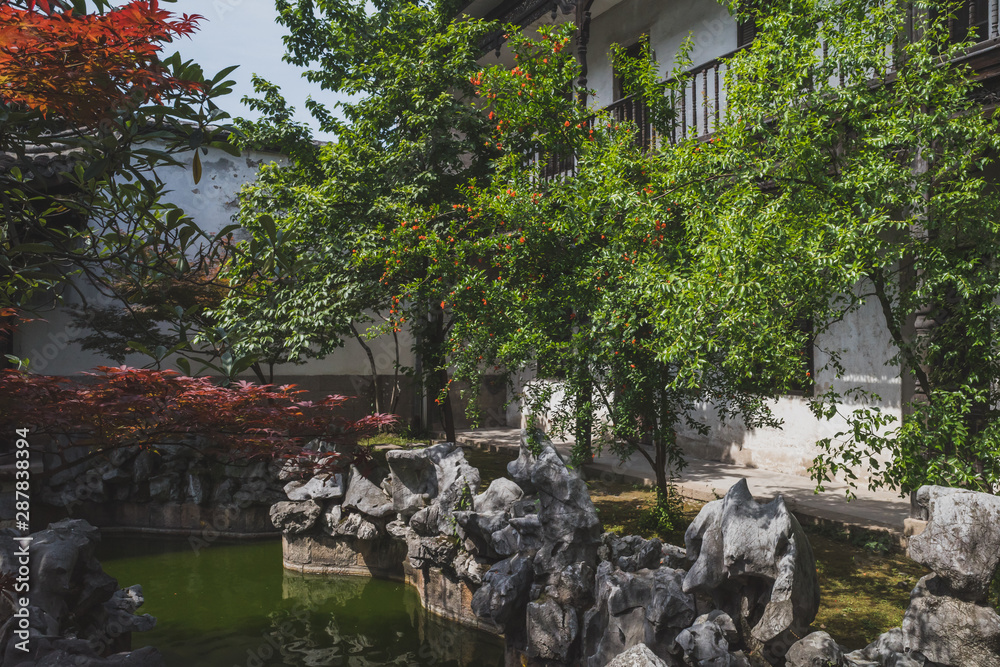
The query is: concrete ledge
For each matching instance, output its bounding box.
[35,501,279,537]
[404,561,503,635]
[282,533,503,636]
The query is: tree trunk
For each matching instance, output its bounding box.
[426,301,456,442]
[574,375,593,465]
[250,361,267,385]
[350,322,381,414]
[653,433,668,506]
[389,328,401,414]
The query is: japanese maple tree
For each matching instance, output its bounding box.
[1,0,241,375]
[0,365,398,470]
[0,0,204,124]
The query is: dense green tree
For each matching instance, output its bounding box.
[224,0,1000,504]
[217,0,497,429]
[372,25,792,523]
[665,0,1000,495]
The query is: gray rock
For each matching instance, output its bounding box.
[324,510,378,540]
[507,430,544,493]
[683,479,819,663]
[662,543,687,569]
[385,443,480,531]
[526,597,579,662]
[619,538,664,572]
[278,456,313,482]
[356,516,379,541]
[404,531,458,568]
[675,611,749,667]
[907,485,1000,600]
[148,473,179,503]
[0,521,161,667]
[321,504,343,535]
[269,500,322,534]
[471,553,535,628]
[99,460,131,483]
[211,478,236,505]
[100,585,157,635]
[474,477,524,514]
[385,447,437,516]
[409,505,445,536]
[185,472,208,505]
[285,473,344,501]
[606,644,671,667]
[454,551,491,585]
[342,466,394,518]
[490,523,525,556]
[845,627,904,665]
[901,574,1000,666]
[581,562,695,666]
[454,508,511,557]
[786,632,846,667]
[234,478,271,507]
[522,439,602,575]
[385,519,408,539]
[22,519,115,622]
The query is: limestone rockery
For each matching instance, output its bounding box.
[274,435,829,666]
[0,519,162,666]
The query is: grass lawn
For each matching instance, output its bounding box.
[362,437,927,651]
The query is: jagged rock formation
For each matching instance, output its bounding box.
[277,435,1000,667]
[275,434,821,666]
[0,519,162,666]
[683,478,820,662]
[38,440,286,534]
[787,485,1000,667]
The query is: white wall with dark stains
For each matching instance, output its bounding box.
[13,145,415,382]
[585,0,738,110]
[675,292,903,479]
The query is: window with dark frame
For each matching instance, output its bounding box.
[612,40,649,101]
[948,0,989,43]
[737,17,758,49]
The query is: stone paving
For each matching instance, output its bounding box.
[454,428,912,542]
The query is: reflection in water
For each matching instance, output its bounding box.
[97,537,503,667]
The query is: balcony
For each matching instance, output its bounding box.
[533,13,1000,182]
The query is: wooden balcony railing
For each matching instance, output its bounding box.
[532,17,1000,183]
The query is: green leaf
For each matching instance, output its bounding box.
[192,151,203,185]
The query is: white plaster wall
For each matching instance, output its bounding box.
[676,293,903,478]
[586,0,737,109]
[13,145,415,379]
[504,293,903,480]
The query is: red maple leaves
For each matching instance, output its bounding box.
[0,366,398,459]
[0,0,204,124]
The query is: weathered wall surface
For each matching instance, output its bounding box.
[675,292,902,479]
[587,0,737,109]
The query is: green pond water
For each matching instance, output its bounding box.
[96,537,505,667]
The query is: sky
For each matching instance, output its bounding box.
[161,0,344,139]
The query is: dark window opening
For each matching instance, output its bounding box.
[737,18,758,49]
[613,41,649,101]
[932,0,990,45]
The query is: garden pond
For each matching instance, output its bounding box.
[96,536,505,667]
